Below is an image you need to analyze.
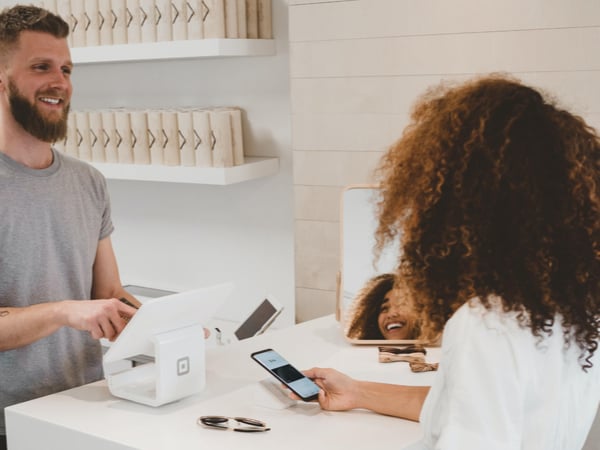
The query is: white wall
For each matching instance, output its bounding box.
[289,0,600,322]
[90,1,294,325]
[0,0,295,325]
[4,0,600,329]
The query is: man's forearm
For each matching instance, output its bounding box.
[0,302,65,351]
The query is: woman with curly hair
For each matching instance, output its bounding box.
[300,75,600,449]
[345,273,419,340]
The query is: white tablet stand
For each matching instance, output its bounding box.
[103,282,234,407]
[104,324,206,407]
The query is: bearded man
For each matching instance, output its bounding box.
[0,6,139,449]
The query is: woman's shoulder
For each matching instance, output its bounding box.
[445,297,497,329]
[442,296,532,347]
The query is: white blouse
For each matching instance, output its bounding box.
[406,298,599,450]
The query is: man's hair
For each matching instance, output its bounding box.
[0,5,69,57]
[375,74,600,369]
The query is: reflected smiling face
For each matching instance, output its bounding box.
[377,289,417,340]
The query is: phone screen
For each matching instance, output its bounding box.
[251,349,320,401]
[235,299,278,340]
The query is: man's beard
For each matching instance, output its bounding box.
[8,80,69,143]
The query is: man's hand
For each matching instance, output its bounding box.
[62,298,138,341]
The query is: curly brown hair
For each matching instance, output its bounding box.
[375,74,600,369]
[346,273,396,339]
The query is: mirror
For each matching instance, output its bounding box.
[337,185,421,344]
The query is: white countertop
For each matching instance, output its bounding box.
[6,315,440,450]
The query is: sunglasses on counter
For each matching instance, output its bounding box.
[197,415,270,433]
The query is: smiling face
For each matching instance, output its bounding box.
[377,288,417,340]
[1,30,72,142]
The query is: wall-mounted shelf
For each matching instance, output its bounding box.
[92,156,279,185]
[71,39,276,64]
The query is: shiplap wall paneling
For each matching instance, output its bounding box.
[289,0,600,322]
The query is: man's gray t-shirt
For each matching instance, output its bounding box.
[0,149,114,435]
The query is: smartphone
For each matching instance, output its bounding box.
[250,348,320,401]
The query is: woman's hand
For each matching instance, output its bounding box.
[290,366,430,420]
[301,367,361,411]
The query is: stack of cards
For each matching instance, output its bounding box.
[55,107,245,168]
[38,0,272,47]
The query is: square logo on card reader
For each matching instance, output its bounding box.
[177,356,190,376]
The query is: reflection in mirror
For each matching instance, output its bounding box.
[338,185,421,344]
[345,273,420,340]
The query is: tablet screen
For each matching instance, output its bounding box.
[234,298,280,340]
